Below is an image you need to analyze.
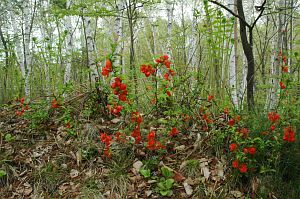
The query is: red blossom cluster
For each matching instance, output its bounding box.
[147,131,156,150]
[131,126,142,144]
[100,132,112,157]
[111,77,128,101]
[107,104,123,115]
[15,97,30,116]
[268,112,280,123]
[163,69,175,81]
[155,54,171,68]
[131,111,143,125]
[279,81,286,89]
[131,111,143,144]
[229,143,238,152]
[207,95,214,101]
[238,128,249,138]
[282,66,289,73]
[140,64,156,77]
[169,127,179,137]
[243,147,256,155]
[228,119,235,127]
[232,160,248,173]
[283,126,296,143]
[101,59,113,77]
[51,99,60,108]
[146,131,165,150]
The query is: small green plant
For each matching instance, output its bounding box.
[4,134,14,142]
[0,170,7,177]
[156,166,175,197]
[140,168,151,178]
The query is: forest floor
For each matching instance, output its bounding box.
[0,102,297,199]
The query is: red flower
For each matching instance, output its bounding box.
[20,97,25,104]
[283,126,296,143]
[166,90,171,97]
[282,66,288,73]
[131,127,142,144]
[243,148,249,154]
[282,56,287,64]
[229,143,238,152]
[169,127,179,137]
[147,131,156,150]
[228,119,235,127]
[248,147,256,155]
[140,64,156,77]
[207,95,214,101]
[51,99,60,108]
[279,81,286,89]
[232,160,239,168]
[239,163,247,173]
[66,122,71,129]
[164,73,170,81]
[268,112,280,123]
[270,125,276,131]
[131,111,143,124]
[224,108,229,115]
[101,59,113,77]
[240,128,249,138]
[115,132,122,142]
[164,60,171,68]
[105,59,112,69]
[168,69,175,76]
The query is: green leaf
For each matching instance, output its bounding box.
[140,169,151,178]
[160,190,170,196]
[165,178,174,189]
[0,170,7,177]
[161,167,173,178]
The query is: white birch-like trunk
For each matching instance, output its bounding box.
[10,12,25,78]
[227,0,238,108]
[24,0,33,98]
[64,0,73,85]
[113,0,124,72]
[166,0,174,58]
[83,16,98,82]
[238,54,247,109]
[187,0,198,68]
[265,0,283,110]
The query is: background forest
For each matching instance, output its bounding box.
[0,0,299,198]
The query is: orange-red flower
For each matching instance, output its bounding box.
[147,131,156,150]
[282,66,288,73]
[208,95,214,101]
[101,59,113,77]
[232,160,239,168]
[166,90,171,97]
[279,81,286,89]
[268,112,280,123]
[239,163,247,173]
[131,111,143,124]
[283,126,296,143]
[228,119,235,127]
[169,127,179,137]
[229,143,238,152]
[51,99,60,108]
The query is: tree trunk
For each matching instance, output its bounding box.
[227,0,238,108]
[64,0,73,85]
[236,0,255,110]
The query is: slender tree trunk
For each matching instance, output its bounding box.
[236,0,255,110]
[113,0,124,71]
[228,0,238,108]
[64,0,73,85]
[83,16,98,84]
[166,0,174,58]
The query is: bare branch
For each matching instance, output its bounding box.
[207,0,251,28]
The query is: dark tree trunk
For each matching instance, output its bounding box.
[236,0,255,110]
